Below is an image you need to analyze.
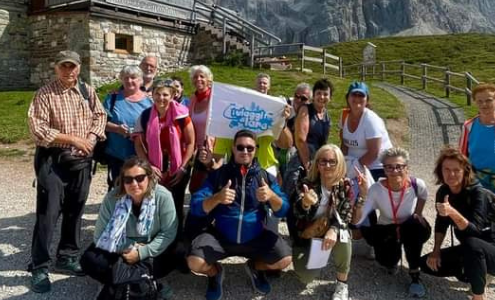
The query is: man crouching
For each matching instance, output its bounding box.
[187,129,292,300]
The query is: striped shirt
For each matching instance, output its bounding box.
[28,79,106,148]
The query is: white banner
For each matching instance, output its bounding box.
[206,82,287,139]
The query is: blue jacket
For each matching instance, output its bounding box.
[190,159,289,244]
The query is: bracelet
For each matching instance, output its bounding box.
[356,196,366,207]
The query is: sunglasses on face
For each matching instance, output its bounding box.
[294,94,309,102]
[123,174,148,185]
[317,159,338,167]
[235,145,256,153]
[384,164,407,172]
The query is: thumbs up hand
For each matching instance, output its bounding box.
[436,194,452,217]
[256,178,274,203]
[216,180,236,205]
[301,184,318,209]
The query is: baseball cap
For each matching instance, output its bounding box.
[55,50,81,65]
[347,81,369,96]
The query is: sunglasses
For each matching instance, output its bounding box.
[236,145,256,152]
[123,174,148,185]
[318,159,338,167]
[384,164,407,172]
[294,94,309,102]
[153,79,174,89]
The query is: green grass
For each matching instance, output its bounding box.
[0,65,401,145]
[0,148,27,157]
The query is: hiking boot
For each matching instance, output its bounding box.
[55,256,85,276]
[158,281,174,300]
[331,281,349,300]
[31,267,51,293]
[408,280,426,298]
[244,260,271,295]
[206,264,224,300]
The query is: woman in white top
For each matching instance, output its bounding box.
[356,147,431,298]
[340,81,393,180]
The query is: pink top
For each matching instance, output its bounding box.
[191,108,208,147]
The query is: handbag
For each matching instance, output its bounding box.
[300,216,330,239]
[108,257,158,300]
[51,148,92,171]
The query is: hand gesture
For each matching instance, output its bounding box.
[256,178,274,203]
[436,195,452,217]
[301,184,318,208]
[122,246,140,265]
[354,165,368,197]
[198,146,213,166]
[282,104,292,119]
[216,180,236,205]
[117,124,130,137]
[169,167,186,187]
[322,228,337,251]
[71,136,94,155]
[151,166,163,180]
[426,251,441,272]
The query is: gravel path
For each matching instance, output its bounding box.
[1,84,493,300]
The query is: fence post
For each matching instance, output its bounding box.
[322,48,327,75]
[445,69,451,98]
[381,62,385,81]
[466,72,473,106]
[222,17,227,56]
[339,57,343,78]
[300,44,305,71]
[250,34,255,68]
[422,63,427,90]
[400,61,405,85]
[361,65,365,81]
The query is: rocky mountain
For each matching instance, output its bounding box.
[211,0,495,46]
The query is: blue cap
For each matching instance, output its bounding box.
[347,81,369,96]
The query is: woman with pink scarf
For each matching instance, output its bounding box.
[134,79,195,235]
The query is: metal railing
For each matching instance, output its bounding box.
[343,61,479,105]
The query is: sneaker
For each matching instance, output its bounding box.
[206,264,224,300]
[366,244,376,260]
[332,281,349,300]
[31,267,51,293]
[408,280,426,298]
[157,281,174,300]
[244,260,271,295]
[387,265,399,275]
[54,256,85,276]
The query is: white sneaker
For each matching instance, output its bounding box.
[332,281,349,300]
[366,244,375,260]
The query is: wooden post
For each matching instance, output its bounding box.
[339,57,343,78]
[400,61,405,85]
[372,65,376,79]
[222,17,227,56]
[381,62,385,81]
[466,72,473,106]
[422,63,427,90]
[445,69,451,98]
[250,34,255,68]
[360,65,365,81]
[322,49,327,75]
[300,44,305,71]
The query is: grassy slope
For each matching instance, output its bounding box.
[326,33,495,118]
[0,65,401,145]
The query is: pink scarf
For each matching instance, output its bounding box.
[146,102,189,175]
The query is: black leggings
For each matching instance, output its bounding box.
[421,237,495,295]
[363,216,431,270]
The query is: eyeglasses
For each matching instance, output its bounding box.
[123,174,148,185]
[317,159,338,167]
[384,164,407,172]
[236,145,256,153]
[294,94,309,102]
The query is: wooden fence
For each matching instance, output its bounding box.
[253,43,343,77]
[343,60,480,105]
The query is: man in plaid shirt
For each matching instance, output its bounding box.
[27,50,106,293]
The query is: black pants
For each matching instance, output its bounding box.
[162,166,191,239]
[363,217,431,270]
[106,156,124,191]
[81,243,177,284]
[421,237,495,295]
[31,147,92,269]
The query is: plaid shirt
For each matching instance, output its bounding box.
[28,79,106,148]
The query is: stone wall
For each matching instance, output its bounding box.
[0,0,30,90]
[28,12,89,87]
[88,17,193,87]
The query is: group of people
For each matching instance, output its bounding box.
[26,49,495,300]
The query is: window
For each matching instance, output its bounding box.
[115,34,133,53]
[104,33,142,54]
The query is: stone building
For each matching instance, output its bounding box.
[0,0,262,90]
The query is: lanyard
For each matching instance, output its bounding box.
[387,180,406,240]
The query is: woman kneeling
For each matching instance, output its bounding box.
[81,157,178,299]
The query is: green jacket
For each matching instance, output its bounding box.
[94,185,178,260]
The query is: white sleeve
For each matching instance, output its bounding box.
[134,114,144,134]
[416,178,428,201]
[357,184,379,225]
[363,110,386,140]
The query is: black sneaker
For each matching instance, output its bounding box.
[244,260,271,295]
[205,264,224,300]
[54,256,85,276]
[31,267,51,293]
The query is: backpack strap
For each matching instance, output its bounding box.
[410,176,418,197]
[140,107,153,135]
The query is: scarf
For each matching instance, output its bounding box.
[146,102,189,174]
[195,87,211,103]
[96,194,156,253]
